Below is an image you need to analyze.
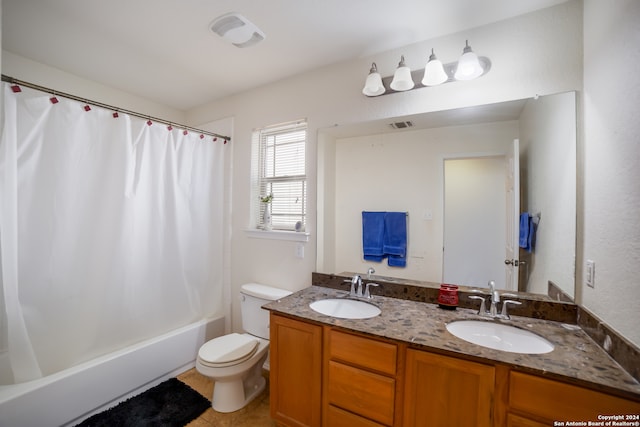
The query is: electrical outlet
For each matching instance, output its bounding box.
[295,243,304,259]
[586,260,595,288]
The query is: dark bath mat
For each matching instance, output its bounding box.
[75,378,210,427]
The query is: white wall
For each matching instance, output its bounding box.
[330,121,516,284]
[519,92,576,297]
[582,0,640,345]
[186,1,583,333]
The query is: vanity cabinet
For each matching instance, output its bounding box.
[270,314,323,427]
[403,349,496,427]
[269,312,640,427]
[507,371,640,425]
[323,328,401,426]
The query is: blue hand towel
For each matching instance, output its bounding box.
[527,217,537,253]
[362,211,385,262]
[519,212,530,249]
[387,254,406,267]
[383,212,407,257]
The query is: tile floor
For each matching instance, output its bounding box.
[178,368,276,427]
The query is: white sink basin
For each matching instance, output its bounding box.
[309,298,381,319]
[446,320,554,354]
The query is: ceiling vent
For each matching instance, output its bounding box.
[389,121,414,130]
[210,12,265,48]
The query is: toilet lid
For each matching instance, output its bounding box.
[198,333,259,366]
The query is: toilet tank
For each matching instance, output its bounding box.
[240,283,292,340]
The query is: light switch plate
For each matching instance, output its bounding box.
[586,260,595,288]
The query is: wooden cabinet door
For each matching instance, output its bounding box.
[270,314,323,427]
[403,349,495,427]
[509,371,640,423]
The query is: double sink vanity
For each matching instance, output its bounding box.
[264,274,640,427]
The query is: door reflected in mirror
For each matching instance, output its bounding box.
[317,91,576,300]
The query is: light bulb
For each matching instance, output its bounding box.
[390,56,415,91]
[362,63,385,96]
[421,49,448,86]
[454,41,484,81]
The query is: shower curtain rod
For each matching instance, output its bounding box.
[1,75,231,143]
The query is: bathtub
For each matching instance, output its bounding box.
[0,316,225,427]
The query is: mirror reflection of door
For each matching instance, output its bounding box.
[505,139,521,291]
[443,154,516,291]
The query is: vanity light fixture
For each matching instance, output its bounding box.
[362,40,491,97]
[210,12,265,48]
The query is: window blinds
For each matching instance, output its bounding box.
[254,121,307,231]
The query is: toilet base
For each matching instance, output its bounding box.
[209,352,268,413]
[212,371,265,413]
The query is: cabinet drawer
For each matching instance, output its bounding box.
[327,360,395,426]
[506,413,549,427]
[328,329,397,375]
[326,405,387,427]
[509,371,640,421]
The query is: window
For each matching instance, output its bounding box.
[253,120,307,231]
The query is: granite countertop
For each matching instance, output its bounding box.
[263,285,640,400]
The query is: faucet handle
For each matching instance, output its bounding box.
[469,295,488,315]
[364,282,379,299]
[501,293,518,298]
[499,300,522,319]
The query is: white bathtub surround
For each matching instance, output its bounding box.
[0,317,225,427]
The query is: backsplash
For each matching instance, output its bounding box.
[312,272,578,323]
[578,307,640,382]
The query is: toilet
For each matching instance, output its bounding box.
[196,283,292,413]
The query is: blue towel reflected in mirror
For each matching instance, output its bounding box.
[519,212,539,253]
[362,211,407,267]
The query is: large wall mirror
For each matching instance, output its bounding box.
[317,91,576,300]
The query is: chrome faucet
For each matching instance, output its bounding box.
[367,267,375,280]
[469,280,523,319]
[488,280,499,317]
[343,274,363,298]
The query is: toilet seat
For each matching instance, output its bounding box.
[197,333,259,368]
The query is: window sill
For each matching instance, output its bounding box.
[245,229,310,242]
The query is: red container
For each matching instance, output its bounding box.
[438,284,459,310]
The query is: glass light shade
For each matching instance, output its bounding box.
[421,50,448,86]
[390,56,415,91]
[362,63,385,96]
[454,41,484,81]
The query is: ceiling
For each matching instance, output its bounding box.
[2,0,567,111]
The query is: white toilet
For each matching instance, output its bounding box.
[196,283,292,413]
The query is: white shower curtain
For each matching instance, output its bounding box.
[0,84,227,383]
